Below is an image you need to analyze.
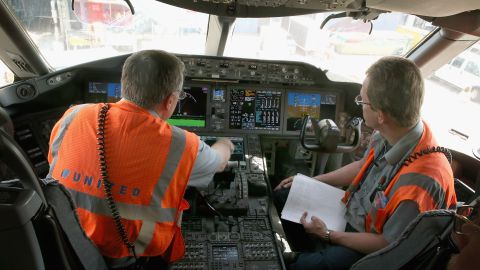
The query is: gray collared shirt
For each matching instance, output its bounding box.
[345,121,424,242]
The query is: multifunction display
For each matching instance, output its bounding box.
[168,85,208,128]
[87,82,122,102]
[286,91,337,131]
[201,136,245,161]
[229,89,282,131]
[212,87,226,102]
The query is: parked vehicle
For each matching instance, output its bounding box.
[464,85,480,102]
[331,31,412,56]
[434,50,480,91]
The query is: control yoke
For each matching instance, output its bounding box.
[300,115,363,153]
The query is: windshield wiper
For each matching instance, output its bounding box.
[320,12,373,35]
[71,0,135,15]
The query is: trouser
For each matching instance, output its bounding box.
[290,243,364,270]
[273,187,315,251]
[273,187,365,270]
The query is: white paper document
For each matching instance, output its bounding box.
[281,174,347,232]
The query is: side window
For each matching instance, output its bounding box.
[451,57,465,68]
[424,40,480,158]
[0,60,14,87]
[464,61,480,77]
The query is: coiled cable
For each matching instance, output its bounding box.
[97,103,139,263]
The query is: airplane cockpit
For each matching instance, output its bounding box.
[1,0,480,269]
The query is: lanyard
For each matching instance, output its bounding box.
[348,143,389,205]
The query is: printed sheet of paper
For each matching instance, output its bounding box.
[281,174,347,232]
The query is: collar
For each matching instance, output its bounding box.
[148,109,161,118]
[117,99,152,115]
[117,98,146,110]
[382,121,424,165]
[117,99,166,121]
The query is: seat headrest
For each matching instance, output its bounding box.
[0,107,13,137]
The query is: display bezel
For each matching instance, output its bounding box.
[83,79,349,136]
[168,83,210,132]
[86,81,122,102]
[282,88,343,136]
[226,85,284,135]
[84,72,121,104]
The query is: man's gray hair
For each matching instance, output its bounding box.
[366,56,424,128]
[121,50,185,109]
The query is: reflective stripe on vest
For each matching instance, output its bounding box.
[388,173,447,209]
[366,173,445,233]
[343,121,456,234]
[47,104,93,179]
[67,188,176,222]
[134,125,186,254]
[48,103,198,258]
[366,123,455,233]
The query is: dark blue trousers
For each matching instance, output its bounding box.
[291,244,364,270]
[273,187,365,270]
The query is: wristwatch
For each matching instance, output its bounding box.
[320,229,332,244]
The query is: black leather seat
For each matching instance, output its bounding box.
[350,209,456,270]
[0,106,107,270]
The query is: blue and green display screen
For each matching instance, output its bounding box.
[286,92,336,131]
[87,82,122,103]
[167,85,208,128]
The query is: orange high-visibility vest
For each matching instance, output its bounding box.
[47,100,199,262]
[342,121,457,233]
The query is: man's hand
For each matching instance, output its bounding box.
[300,211,328,238]
[273,175,294,191]
[216,138,235,153]
[211,138,235,172]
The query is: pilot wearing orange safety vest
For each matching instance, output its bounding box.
[274,56,457,270]
[46,50,234,269]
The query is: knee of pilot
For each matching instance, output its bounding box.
[273,187,290,211]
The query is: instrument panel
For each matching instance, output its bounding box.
[4,53,359,185]
[84,81,343,135]
[2,54,357,139]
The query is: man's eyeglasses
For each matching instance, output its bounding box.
[354,95,372,107]
[454,205,480,235]
[177,90,186,100]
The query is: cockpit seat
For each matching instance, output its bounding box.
[350,209,455,270]
[454,178,476,204]
[0,106,107,270]
[351,191,480,270]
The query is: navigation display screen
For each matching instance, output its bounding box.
[168,85,208,128]
[88,82,122,102]
[286,92,337,131]
[201,136,245,161]
[212,88,226,102]
[229,88,282,131]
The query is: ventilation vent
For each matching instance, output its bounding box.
[14,124,48,177]
[6,51,34,73]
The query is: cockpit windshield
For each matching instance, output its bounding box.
[7,0,209,68]
[6,0,431,82]
[224,13,433,83]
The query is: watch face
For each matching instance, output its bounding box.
[321,230,331,243]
